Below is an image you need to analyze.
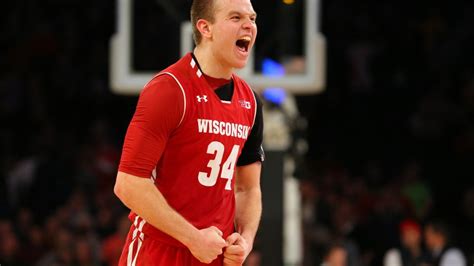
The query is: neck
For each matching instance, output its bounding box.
[193,45,233,79]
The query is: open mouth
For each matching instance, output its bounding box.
[236,36,251,53]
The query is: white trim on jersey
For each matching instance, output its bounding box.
[127,216,147,266]
[249,88,258,128]
[160,72,187,127]
[141,73,162,89]
[221,100,232,104]
[189,58,202,77]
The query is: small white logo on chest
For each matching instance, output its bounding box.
[197,95,208,102]
[239,100,251,109]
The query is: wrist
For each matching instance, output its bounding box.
[181,227,202,249]
[240,232,254,252]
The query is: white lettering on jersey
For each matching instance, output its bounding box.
[197,119,250,139]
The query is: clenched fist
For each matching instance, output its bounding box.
[188,226,228,264]
[223,232,250,266]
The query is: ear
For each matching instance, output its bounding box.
[196,19,212,40]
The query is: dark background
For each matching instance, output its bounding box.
[1,0,474,265]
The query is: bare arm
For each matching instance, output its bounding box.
[234,161,262,247]
[223,161,262,265]
[114,171,227,263]
[114,171,200,245]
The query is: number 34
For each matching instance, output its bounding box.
[198,141,240,190]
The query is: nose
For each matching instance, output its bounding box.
[242,18,256,30]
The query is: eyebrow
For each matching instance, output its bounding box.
[227,10,257,18]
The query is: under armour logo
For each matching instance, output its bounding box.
[197,95,208,102]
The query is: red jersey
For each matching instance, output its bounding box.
[119,53,258,247]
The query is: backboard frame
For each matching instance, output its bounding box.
[109,0,325,95]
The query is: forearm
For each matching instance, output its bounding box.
[234,186,262,248]
[114,171,200,247]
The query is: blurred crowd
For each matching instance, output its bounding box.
[297,0,474,265]
[300,160,473,265]
[1,1,132,265]
[1,0,474,265]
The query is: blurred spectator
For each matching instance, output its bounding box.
[87,119,120,194]
[301,178,332,266]
[14,208,34,243]
[383,219,427,266]
[0,219,21,266]
[74,237,100,266]
[330,197,360,266]
[322,242,348,266]
[423,220,466,266]
[101,214,130,266]
[36,227,74,266]
[69,210,101,265]
[399,162,432,220]
[5,156,38,208]
[18,225,45,265]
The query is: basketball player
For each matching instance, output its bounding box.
[114,0,263,265]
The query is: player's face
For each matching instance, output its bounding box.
[210,0,257,69]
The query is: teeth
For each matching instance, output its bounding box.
[241,36,251,41]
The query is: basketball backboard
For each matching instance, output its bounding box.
[109,0,325,95]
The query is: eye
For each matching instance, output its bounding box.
[231,16,240,21]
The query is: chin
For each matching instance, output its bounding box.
[232,59,249,69]
[233,63,247,69]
